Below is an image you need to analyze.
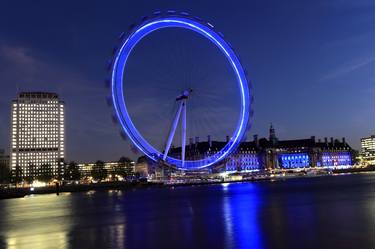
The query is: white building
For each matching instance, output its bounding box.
[10,92,65,177]
[360,135,375,166]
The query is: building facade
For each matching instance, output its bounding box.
[78,161,135,178]
[170,125,354,172]
[263,136,352,170]
[10,92,65,178]
[359,135,375,166]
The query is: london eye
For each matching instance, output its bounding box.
[108,11,253,170]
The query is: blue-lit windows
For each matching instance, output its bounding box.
[225,152,260,172]
[321,152,351,167]
[279,153,310,168]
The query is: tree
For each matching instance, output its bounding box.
[0,162,10,184]
[24,163,36,184]
[56,158,66,181]
[137,156,147,164]
[115,157,133,178]
[64,161,81,181]
[11,165,23,186]
[91,160,107,181]
[37,164,54,183]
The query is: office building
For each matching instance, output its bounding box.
[10,92,65,178]
[359,135,375,166]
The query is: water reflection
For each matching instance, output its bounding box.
[1,175,375,248]
[67,190,127,249]
[0,194,72,249]
[222,183,263,249]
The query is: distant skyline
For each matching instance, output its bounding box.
[1,0,375,162]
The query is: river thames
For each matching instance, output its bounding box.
[1,173,375,249]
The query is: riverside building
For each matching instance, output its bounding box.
[170,125,354,172]
[77,160,135,178]
[359,135,375,166]
[10,92,65,178]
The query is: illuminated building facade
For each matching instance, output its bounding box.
[170,137,261,172]
[77,161,135,177]
[226,135,352,171]
[274,138,352,169]
[360,135,375,166]
[10,92,65,178]
[280,153,310,168]
[225,149,260,172]
[170,125,354,172]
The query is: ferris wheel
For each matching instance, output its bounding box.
[108,11,253,170]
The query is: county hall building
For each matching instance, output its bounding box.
[172,125,354,172]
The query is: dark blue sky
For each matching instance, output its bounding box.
[0,0,374,162]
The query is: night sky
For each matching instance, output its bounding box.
[0,0,374,162]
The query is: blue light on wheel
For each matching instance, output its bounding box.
[111,14,252,170]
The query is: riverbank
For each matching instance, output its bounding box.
[3,172,375,249]
[0,181,163,199]
[1,166,375,200]
[332,165,375,174]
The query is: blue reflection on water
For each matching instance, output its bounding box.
[221,183,263,249]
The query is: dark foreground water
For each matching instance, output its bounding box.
[1,174,375,249]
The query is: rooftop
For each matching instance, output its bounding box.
[18,92,59,99]
[170,136,352,155]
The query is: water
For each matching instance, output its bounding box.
[1,174,375,249]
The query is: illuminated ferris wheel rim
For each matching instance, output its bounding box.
[111,12,252,170]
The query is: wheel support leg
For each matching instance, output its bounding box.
[181,100,187,167]
[163,101,183,160]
